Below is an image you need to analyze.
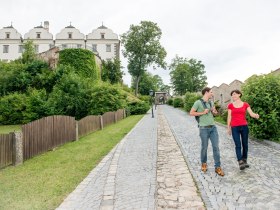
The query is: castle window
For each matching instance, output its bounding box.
[18,45,24,53]
[92,44,97,52]
[36,33,41,38]
[6,33,10,39]
[34,45,39,53]
[106,44,111,52]
[68,33,72,39]
[3,45,9,53]
[101,33,105,39]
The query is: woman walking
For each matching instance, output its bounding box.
[227,89,259,170]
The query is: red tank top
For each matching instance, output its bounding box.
[227,102,250,127]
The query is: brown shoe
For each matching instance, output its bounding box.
[201,163,207,172]
[215,167,224,176]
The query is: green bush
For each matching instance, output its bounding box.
[47,72,94,120]
[167,98,173,105]
[0,92,27,125]
[127,101,150,115]
[173,97,184,108]
[90,83,127,115]
[184,92,201,111]
[22,88,49,123]
[138,95,151,104]
[242,74,280,141]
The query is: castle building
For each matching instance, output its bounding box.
[0,21,120,62]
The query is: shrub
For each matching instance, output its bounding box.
[0,92,27,125]
[90,83,127,115]
[47,72,94,120]
[242,74,280,141]
[22,88,49,123]
[173,97,184,108]
[138,95,151,104]
[167,98,173,105]
[184,92,201,111]
[127,101,150,115]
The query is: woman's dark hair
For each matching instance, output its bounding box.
[230,89,242,97]
[202,87,211,95]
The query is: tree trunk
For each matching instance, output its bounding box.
[134,76,141,96]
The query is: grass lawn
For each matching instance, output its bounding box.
[0,115,143,210]
[0,125,21,134]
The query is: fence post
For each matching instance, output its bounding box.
[12,132,23,166]
[100,115,104,130]
[114,112,117,123]
[75,121,79,141]
[123,109,126,119]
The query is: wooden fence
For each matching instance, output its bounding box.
[78,115,101,137]
[0,133,13,169]
[22,115,76,161]
[102,111,116,127]
[0,109,126,168]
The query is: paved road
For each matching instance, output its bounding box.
[57,105,280,210]
[57,109,158,210]
[161,105,280,210]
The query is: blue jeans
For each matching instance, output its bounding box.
[231,125,249,161]
[199,126,221,168]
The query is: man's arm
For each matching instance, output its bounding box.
[190,108,208,116]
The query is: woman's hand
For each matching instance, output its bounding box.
[254,113,259,119]
[227,127,231,135]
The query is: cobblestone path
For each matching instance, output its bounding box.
[161,105,280,210]
[156,109,205,209]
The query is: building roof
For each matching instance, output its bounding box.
[98,25,108,29]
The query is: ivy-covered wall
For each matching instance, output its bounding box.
[58,48,100,80]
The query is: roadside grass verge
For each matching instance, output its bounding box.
[0,125,21,134]
[214,116,227,125]
[0,114,144,210]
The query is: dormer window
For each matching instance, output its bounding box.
[36,33,41,38]
[101,33,105,39]
[6,33,10,39]
[68,33,72,39]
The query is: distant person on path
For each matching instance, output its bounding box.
[190,87,224,176]
[227,89,259,170]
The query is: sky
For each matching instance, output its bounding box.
[1,0,280,88]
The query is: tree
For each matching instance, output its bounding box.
[21,40,37,64]
[170,55,207,95]
[121,21,167,95]
[131,72,166,95]
[101,58,124,84]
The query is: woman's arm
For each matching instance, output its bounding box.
[247,107,259,119]
[227,109,232,135]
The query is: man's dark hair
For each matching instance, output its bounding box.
[230,89,242,97]
[202,87,211,95]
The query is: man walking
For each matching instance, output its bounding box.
[190,87,224,176]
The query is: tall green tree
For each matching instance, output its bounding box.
[121,21,167,95]
[101,58,124,84]
[21,40,37,64]
[131,72,165,95]
[170,55,207,95]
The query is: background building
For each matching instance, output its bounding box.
[0,21,120,62]
[0,25,22,62]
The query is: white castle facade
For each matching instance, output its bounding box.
[0,21,120,62]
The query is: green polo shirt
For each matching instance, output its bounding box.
[192,99,215,126]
